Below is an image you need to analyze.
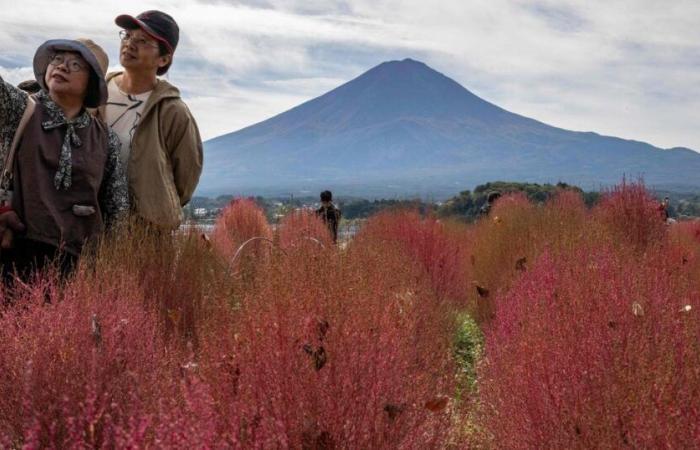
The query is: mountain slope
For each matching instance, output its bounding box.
[199,58,700,196]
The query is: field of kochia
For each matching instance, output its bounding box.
[0,180,698,448]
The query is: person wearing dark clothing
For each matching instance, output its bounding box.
[658,197,670,221]
[479,191,501,217]
[0,38,128,281]
[316,190,341,243]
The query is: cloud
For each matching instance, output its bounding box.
[0,0,698,152]
[0,66,34,85]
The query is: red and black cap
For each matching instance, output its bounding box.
[115,10,179,54]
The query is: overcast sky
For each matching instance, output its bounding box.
[1,0,699,152]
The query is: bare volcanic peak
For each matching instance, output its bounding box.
[199,58,700,197]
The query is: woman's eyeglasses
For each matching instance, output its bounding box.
[48,54,87,73]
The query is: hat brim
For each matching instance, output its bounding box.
[33,39,108,108]
[115,14,174,53]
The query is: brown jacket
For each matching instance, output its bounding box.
[14,100,111,256]
[102,72,203,229]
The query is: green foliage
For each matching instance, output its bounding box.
[186,183,700,225]
[654,190,700,218]
[340,198,433,219]
[438,181,592,220]
[454,312,484,394]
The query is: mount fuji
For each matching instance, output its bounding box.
[198,58,700,197]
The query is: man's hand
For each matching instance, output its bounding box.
[0,210,25,249]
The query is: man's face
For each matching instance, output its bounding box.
[119,28,170,74]
[44,51,90,100]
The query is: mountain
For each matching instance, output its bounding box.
[198,58,700,197]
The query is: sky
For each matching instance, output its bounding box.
[1,0,699,152]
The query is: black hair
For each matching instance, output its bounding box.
[84,71,101,107]
[320,190,333,202]
[156,41,172,76]
[487,191,502,203]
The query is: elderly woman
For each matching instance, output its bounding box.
[0,38,128,279]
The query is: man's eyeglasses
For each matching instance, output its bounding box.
[48,54,87,73]
[119,30,159,49]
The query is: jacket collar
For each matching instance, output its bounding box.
[36,90,91,126]
[105,71,181,120]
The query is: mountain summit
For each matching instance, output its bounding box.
[199,58,700,196]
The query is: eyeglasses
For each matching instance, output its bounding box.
[48,53,87,73]
[119,30,159,49]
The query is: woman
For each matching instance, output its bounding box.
[0,38,128,279]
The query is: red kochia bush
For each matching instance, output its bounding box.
[197,236,456,448]
[211,198,272,260]
[0,265,250,448]
[211,198,273,286]
[356,210,468,305]
[592,179,666,251]
[277,209,334,250]
[479,244,700,449]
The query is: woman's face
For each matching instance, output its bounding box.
[44,51,90,101]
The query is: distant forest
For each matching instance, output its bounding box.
[188,182,700,222]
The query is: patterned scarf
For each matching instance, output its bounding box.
[36,91,91,190]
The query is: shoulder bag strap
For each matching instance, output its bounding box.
[2,95,36,189]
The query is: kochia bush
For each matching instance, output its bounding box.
[197,233,457,448]
[592,179,666,252]
[479,244,700,449]
[356,210,469,306]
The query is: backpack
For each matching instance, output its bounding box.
[317,204,341,240]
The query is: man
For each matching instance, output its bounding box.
[479,191,501,217]
[0,38,127,279]
[316,190,341,243]
[658,196,671,223]
[104,10,202,230]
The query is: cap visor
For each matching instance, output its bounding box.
[115,14,173,53]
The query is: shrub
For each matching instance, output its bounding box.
[591,179,666,252]
[0,268,189,447]
[479,244,700,448]
[277,209,334,250]
[356,210,469,307]
[467,192,538,322]
[211,198,273,278]
[196,236,457,448]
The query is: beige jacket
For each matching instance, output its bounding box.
[102,72,203,229]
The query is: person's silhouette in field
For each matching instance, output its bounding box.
[316,190,341,243]
[480,191,501,217]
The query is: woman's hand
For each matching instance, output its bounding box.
[0,210,25,249]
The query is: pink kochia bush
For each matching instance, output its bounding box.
[211,198,273,284]
[197,235,456,448]
[356,210,469,305]
[211,197,272,260]
[277,209,334,250]
[4,178,697,448]
[0,208,460,448]
[479,243,700,449]
[0,270,223,448]
[592,179,666,251]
